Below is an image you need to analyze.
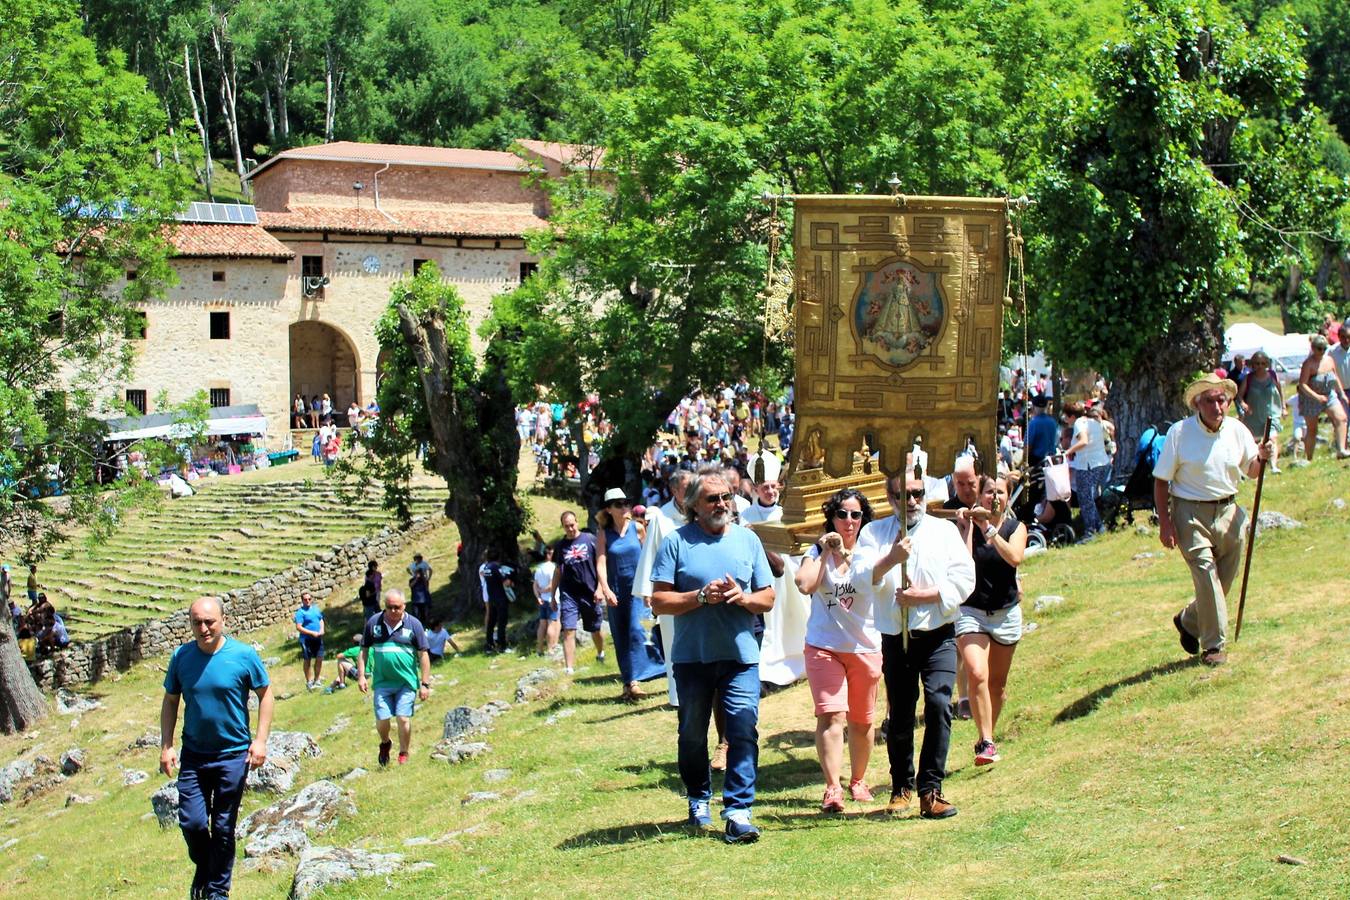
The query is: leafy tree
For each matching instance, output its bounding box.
[337,265,526,620]
[494,0,1015,488]
[1026,0,1340,459]
[1,0,190,732]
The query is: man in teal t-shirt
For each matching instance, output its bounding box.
[160,596,273,900]
[652,467,775,844]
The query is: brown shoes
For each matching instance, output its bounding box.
[885,789,912,816]
[711,740,729,772]
[919,789,958,819]
[1173,614,1199,655]
[1201,648,1227,666]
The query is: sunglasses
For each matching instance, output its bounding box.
[607,500,630,508]
[889,489,926,501]
[704,492,735,504]
[834,509,863,520]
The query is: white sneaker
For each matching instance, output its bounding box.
[564,666,575,675]
[596,651,606,664]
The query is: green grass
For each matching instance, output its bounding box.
[1226,297,1286,335]
[36,463,442,641]
[3,456,1350,897]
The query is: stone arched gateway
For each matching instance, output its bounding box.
[289,320,360,420]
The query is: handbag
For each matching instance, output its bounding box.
[1043,456,1072,502]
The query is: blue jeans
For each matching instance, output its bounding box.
[177,749,250,899]
[673,661,760,816]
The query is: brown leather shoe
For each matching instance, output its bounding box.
[885,789,913,816]
[1201,649,1227,666]
[711,740,729,772]
[919,789,958,819]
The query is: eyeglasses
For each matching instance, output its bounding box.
[834,509,863,520]
[703,492,735,504]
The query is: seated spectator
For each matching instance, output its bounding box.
[425,619,461,663]
[325,639,364,692]
[38,608,70,654]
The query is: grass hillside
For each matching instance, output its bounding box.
[38,466,442,642]
[2,456,1349,897]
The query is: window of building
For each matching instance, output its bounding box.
[125,389,147,415]
[519,262,539,283]
[212,270,226,282]
[209,311,230,340]
[302,255,324,277]
[412,258,430,275]
[48,310,64,334]
[125,310,147,340]
[209,388,231,408]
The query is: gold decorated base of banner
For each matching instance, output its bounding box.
[750,457,889,554]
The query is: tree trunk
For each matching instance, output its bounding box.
[1280,263,1302,334]
[394,306,524,621]
[1314,243,1334,302]
[183,43,214,200]
[275,39,292,143]
[1106,360,1184,479]
[1338,253,1350,306]
[254,60,276,146]
[209,6,249,199]
[0,617,48,735]
[324,44,339,142]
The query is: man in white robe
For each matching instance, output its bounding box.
[631,469,694,704]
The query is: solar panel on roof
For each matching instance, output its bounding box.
[176,202,258,225]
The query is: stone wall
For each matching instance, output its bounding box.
[252,160,545,215]
[27,514,444,690]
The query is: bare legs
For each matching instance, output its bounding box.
[375,716,412,754]
[815,712,875,788]
[958,634,1018,743]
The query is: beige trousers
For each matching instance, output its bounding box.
[1172,497,1247,652]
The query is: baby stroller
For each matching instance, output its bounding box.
[1099,423,1170,531]
[1012,457,1078,551]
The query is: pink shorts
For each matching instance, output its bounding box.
[803,644,883,723]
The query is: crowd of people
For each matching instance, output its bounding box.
[3,564,71,659]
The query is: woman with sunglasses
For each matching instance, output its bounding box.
[794,487,883,813]
[955,474,1027,767]
[595,488,666,701]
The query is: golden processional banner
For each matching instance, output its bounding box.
[786,194,1008,480]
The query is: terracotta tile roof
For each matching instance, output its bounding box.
[516,140,607,171]
[244,141,526,181]
[256,206,550,238]
[169,223,294,258]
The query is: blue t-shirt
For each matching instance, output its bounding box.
[294,605,323,638]
[1026,413,1059,464]
[555,533,598,597]
[651,522,773,665]
[163,638,269,756]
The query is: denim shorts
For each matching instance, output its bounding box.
[538,601,560,622]
[373,685,416,720]
[955,604,1023,646]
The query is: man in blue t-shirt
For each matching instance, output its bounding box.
[1024,394,1059,465]
[294,591,325,690]
[652,467,775,844]
[160,596,273,900]
[548,511,605,675]
[477,553,514,654]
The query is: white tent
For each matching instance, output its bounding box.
[103,404,269,442]
[1223,324,1313,373]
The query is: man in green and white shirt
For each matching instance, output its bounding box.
[357,588,431,767]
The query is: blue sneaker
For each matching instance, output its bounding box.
[687,798,713,828]
[724,817,760,844]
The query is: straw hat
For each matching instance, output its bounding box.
[1183,372,1237,408]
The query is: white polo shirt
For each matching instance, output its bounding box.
[1153,415,1258,501]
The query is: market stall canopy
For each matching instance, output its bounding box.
[103,404,268,442]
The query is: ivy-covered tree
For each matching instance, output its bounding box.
[1,0,189,732]
[1026,0,1339,459]
[339,265,525,620]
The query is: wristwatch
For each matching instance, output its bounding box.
[420,681,431,688]
[696,587,708,605]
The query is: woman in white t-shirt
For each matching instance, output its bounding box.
[532,546,559,655]
[793,488,883,814]
[1065,401,1111,538]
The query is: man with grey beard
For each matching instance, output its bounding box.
[651,466,776,843]
[856,468,974,821]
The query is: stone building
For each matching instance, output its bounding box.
[119,140,599,437]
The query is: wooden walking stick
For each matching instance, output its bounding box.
[1234,417,1273,642]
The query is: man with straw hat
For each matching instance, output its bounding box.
[1154,372,1273,666]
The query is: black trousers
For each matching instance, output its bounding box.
[882,624,956,795]
[485,596,510,649]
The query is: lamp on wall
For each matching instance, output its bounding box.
[352,181,365,207]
